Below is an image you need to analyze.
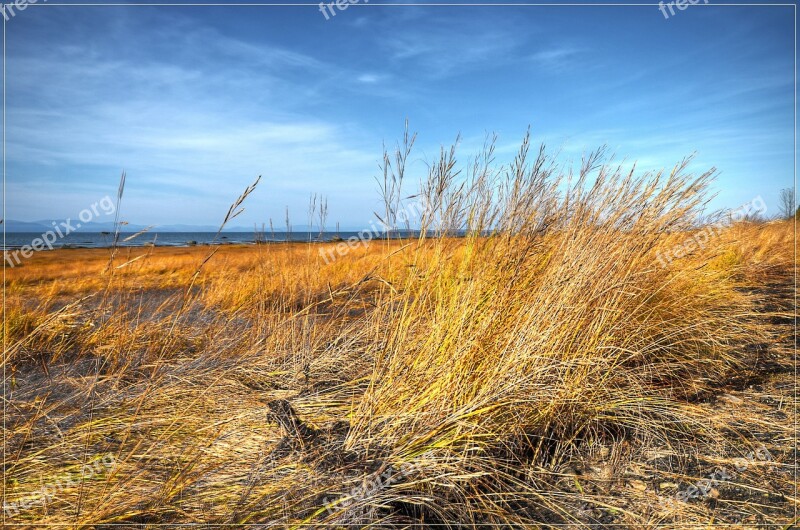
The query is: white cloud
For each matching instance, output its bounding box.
[6,12,385,224]
[357,73,387,83]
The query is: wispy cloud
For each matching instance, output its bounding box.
[6,10,383,224]
[528,47,583,72]
[5,5,794,224]
[357,73,388,84]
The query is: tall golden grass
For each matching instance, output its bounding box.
[2,132,795,527]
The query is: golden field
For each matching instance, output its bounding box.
[2,139,797,528]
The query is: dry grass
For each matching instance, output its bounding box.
[2,134,796,528]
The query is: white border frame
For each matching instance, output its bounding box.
[1,1,796,527]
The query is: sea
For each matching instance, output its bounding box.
[2,231,424,250]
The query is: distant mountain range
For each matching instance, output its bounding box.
[0,220,327,233]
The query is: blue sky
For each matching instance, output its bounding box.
[3,1,795,228]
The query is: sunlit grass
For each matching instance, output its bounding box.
[2,133,795,527]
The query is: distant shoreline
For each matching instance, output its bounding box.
[1,230,430,251]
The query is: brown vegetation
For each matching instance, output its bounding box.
[2,135,796,528]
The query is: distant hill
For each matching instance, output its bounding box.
[3,220,53,232]
[2,219,325,233]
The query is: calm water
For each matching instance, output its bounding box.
[3,231,424,250]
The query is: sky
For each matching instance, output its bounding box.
[3,1,795,229]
